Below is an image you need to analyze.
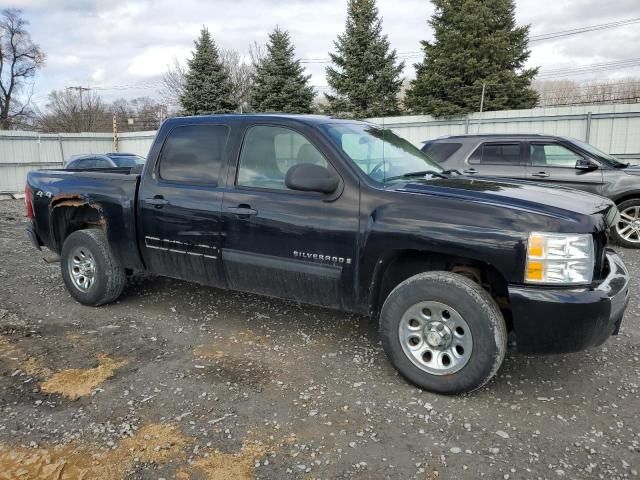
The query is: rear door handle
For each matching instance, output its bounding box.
[144,197,169,207]
[227,204,257,217]
[531,172,550,178]
[463,168,478,174]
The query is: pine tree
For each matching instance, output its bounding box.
[250,28,315,113]
[405,0,538,117]
[180,27,236,115]
[325,0,404,118]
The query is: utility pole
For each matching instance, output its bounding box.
[67,86,91,111]
[67,86,91,131]
[112,112,119,152]
[479,82,486,114]
[478,82,486,133]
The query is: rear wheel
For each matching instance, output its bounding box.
[60,229,126,306]
[612,199,640,248]
[379,271,507,394]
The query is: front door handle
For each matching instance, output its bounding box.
[531,172,550,178]
[145,197,169,207]
[463,168,478,174]
[227,204,258,218]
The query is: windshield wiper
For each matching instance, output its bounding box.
[385,170,449,182]
[442,168,462,175]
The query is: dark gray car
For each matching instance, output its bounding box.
[422,134,640,248]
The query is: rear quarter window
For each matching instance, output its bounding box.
[422,142,463,163]
[158,125,229,185]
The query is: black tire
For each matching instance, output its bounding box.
[611,199,640,248]
[60,229,126,306]
[379,271,507,395]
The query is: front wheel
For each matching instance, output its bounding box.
[612,199,640,248]
[379,272,507,394]
[60,229,126,306]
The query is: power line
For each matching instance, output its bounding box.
[529,17,640,42]
[299,16,640,64]
[537,58,640,79]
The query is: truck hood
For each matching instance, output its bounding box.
[393,177,614,218]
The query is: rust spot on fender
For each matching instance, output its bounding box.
[49,194,107,227]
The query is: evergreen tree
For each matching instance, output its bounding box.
[180,27,235,115]
[325,0,404,118]
[250,28,315,113]
[405,0,538,117]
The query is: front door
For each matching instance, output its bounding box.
[138,124,229,287]
[220,124,358,309]
[525,141,603,195]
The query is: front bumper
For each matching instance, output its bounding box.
[509,249,629,354]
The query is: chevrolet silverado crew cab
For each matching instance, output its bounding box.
[25,115,630,394]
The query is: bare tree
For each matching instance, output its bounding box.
[0,9,45,129]
[249,40,266,68]
[220,48,254,111]
[161,44,261,113]
[159,57,186,110]
[37,88,110,133]
[534,78,640,107]
[111,96,167,131]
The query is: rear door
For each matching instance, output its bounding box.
[220,122,358,309]
[138,124,229,287]
[525,141,603,194]
[464,141,527,179]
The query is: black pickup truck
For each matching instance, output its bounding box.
[25,114,630,394]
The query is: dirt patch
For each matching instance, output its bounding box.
[40,353,127,400]
[120,423,188,463]
[188,440,267,480]
[0,422,186,480]
[0,336,50,377]
[193,345,227,360]
[22,356,52,377]
[0,443,124,480]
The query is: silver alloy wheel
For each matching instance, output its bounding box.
[616,206,640,244]
[398,301,473,376]
[68,246,96,291]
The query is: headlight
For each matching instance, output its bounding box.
[525,232,594,285]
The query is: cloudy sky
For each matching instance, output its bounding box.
[4,0,640,107]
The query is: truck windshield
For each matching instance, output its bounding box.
[322,123,442,183]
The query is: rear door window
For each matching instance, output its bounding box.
[469,142,523,165]
[422,142,462,163]
[158,125,229,185]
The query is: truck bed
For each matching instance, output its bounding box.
[26,168,144,271]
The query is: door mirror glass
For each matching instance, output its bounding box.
[285,163,340,194]
[575,158,598,171]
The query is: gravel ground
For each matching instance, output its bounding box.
[0,198,638,480]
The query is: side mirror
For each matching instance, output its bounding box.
[575,158,598,171]
[285,163,340,194]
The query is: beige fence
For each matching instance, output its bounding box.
[0,131,155,193]
[2,102,640,193]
